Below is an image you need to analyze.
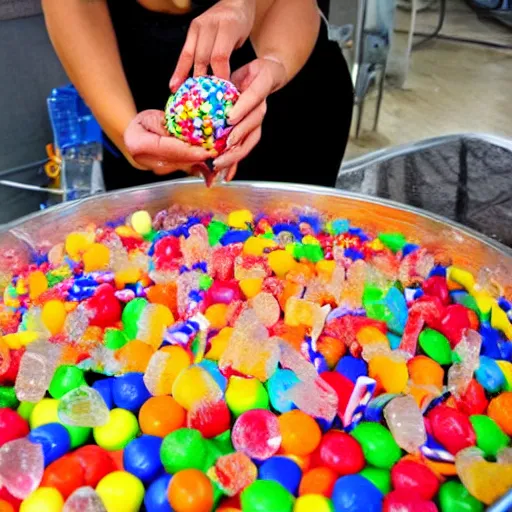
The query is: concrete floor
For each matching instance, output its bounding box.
[331,0,512,161]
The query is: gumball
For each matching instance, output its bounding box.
[383,490,438,512]
[454,379,488,416]
[226,377,269,417]
[299,467,338,497]
[439,304,471,347]
[172,366,222,411]
[167,469,214,512]
[294,495,332,512]
[73,444,118,487]
[48,365,86,399]
[335,356,368,384]
[92,378,114,409]
[145,474,174,512]
[17,402,35,421]
[241,480,294,512]
[350,423,401,470]
[111,373,151,412]
[123,435,163,484]
[160,428,207,473]
[438,480,484,512]
[317,431,365,475]
[27,423,71,466]
[488,392,512,435]
[187,399,231,438]
[0,408,29,446]
[87,284,122,328]
[278,410,322,456]
[0,386,18,409]
[29,398,59,430]
[407,356,444,390]
[258,456,302,495]
[40,454,85,499]
[368,356,408,394]
[331,474,383,512]
[469,415,510,458]
[41,300,67,336]
[96,471,145,512]
[0,499,15,512]
[19,487,63,512]
[93,408,139,451]
[198,360,228,392]
[139,396,186,437]
[320,372,355,418]
[391,460,440,501]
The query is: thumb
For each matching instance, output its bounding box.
[231,60,261,91]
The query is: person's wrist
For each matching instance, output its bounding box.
[261,55,288,92]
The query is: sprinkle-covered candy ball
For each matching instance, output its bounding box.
[165,76,239,154]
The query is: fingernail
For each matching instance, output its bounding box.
[213,158,225,169]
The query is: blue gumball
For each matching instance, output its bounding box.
[145,474,174,512]
[198,360,227,392]
[266,369,299,413]
[332,475,383,512]
[92,378,114,409]
[123,434,163,484]
[336,356,368,384]
[27,423,71,466]
[112,372,151,412]
[475,356,505,393]
[258,456,302,495]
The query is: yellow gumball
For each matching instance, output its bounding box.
[65,232,92,261]
[20,487,64,512]
[369,355,409,394]
[130,210,153,236]
[96,471,144,512]
[93,408,139,451]
[243,236,277,256]
[83,243,111,273]
[294,495,332,512]
[205,303,229,330]
[28,271,48,300]
[42,300,67,336]
[29,398,59,429]
[228,209,253,228]
[268,250,295,277]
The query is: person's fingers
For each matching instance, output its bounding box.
[213,127,261,169]
[230,61,257,92]
[210,23,238,79]
[138,110,168,137]
[170,23,199,91]
[192,19,218,77]
[226,101,266,148]
[226,163,238,181]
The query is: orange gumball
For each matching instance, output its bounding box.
[278,410,322,456]
[488,392,512,435]
[147,283,178,318]
[168,469,214,512]
[283,453,311,472]
[115,340,154,373]
[0,500,14,512]
[139,396,186,437]
[408,355,444,390]
[299,467,338,497]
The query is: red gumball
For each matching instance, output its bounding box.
[87,284,121,328]
[40,454,85,499]
[438,305,471,347]
[317,431,365,475]
[320,372,355,418]
[153,236,182,270]
[454,379,489,416]
[422,276,450,306]
[0,349,24,386]
[206,281,242,306]
[72,445,117,487]
[0,409,29,447]
[391,460,440,501]
[187,400,231,438]
[384,490,438,512]
[428,405,476,455]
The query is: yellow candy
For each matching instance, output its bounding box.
[83,243,111,273]
[130,210,153,236]
[115,225,141,239]
[472,290,494,317]
[243,237,277,256]
[368,355,409,393]
[93,409,139,451]
[28,271,48,300]
[294,495,332,512]
[205,303,229,330]
[159,345,192,385]
[228,209,253,228]
[302,235,320,246]
[65,232,93,261]
[41,300,67,336]
[356,326,390,347]
[285,297,318,327]
[497,360,512,391]
[491,303,512,340]
[3,331,38,349]
[239,278,263,299]
[316,259,336,278]
[4,286,20,308]
[15,278,27,296]
[29,398,59,429]
[206,327,233,361]
[96,471,145,512]
[138,304,174,350]
[20,487,64,512]
[268,250,295,278]
[115,267,142,287]
[172,365,221,410]
[225,376,267,416]
[447,266,475,292]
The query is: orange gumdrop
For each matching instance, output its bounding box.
[408,355,444,390]
[115,340,154,373]
[488,392,512,435]
[278,410,322,456]
[139,396,186,437]
[147,283,178,318]
[278,281,304,311]
[299,467,338,497]
[317,335,346,368]
[272,323,307,352]
[168,469,214,512]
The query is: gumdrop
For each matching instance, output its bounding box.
[63,486,107,512]
[58,386,109,428]
[207,452,257,496]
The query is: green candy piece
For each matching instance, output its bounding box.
[17,401,36,420]
[199,274,214,291]
[65,425,92,449]
[363,285,389,323]
[418,328,452,365]
[439,480,483,512]
[212,480,225,507]
[143,229,158,242]
[160,428,207,473]
[0,386,19,409]
[259,232,274,240]
[211,430,234,456]
[470,415,510,457]
[203,438,225,471]
[378,233,407,253]
[49,366,86,399]
[104,328,129,350]
[351,422,401,469]
[208,220,229,246]
[122,298,148,340]
[359,467,391,494]
[241,480,294,512]
[302,244,324,263]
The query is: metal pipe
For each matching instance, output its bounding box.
[0,180,64,195]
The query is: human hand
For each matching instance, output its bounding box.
[213,57,287,180]
[169,0,256,91]
[123,110,212,177]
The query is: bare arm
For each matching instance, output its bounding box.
[42,0,138,164]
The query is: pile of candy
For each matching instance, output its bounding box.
[0,205,512,512]
[165,76,239,154]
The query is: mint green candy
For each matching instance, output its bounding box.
[241,480,294,512]
[419,328,452,365]
[470,415,510,457]
[351,422,401,469]
[378,233,407,253]
[439,480,483,512]
[0,386,19,409]
[104,328,128,350]
[160,428,207,473]
[359,467,391,494]
[208,220,229,246]
[122,297,148,340]
[49,366,86,399]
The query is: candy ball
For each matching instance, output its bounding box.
[160,428,207,473]
[40,454,84,499]
[258,456,302,495]
[317,431,365,475]
[241,480,294,512]
[438,480,484,512]
[0,408,29,446]
[299,467,338,497]
[359,467,391,495]
[96,471,144,512]
[27,423,71,466]
[165,76,239,154]
[390,459,439,501]
[48,366,87,399]
[167,469,214,512]
[19,487,64,512]
[139,395,186,437]
[92,378,114,410]
[226,377,269,417]
[123,434,163,484]
[488,392,512,435]
[130,210,153,236]
[383,489,438,512]
[93,408,139,451]
[278,410,322,456]
[469,414,510,458]
[187,399,231,439]
[350,422,401,469]
[111,373,151,412]
[145,474,173,512]
[73,444,117,487]
[294,495,332,512]
[331,474,383,512]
